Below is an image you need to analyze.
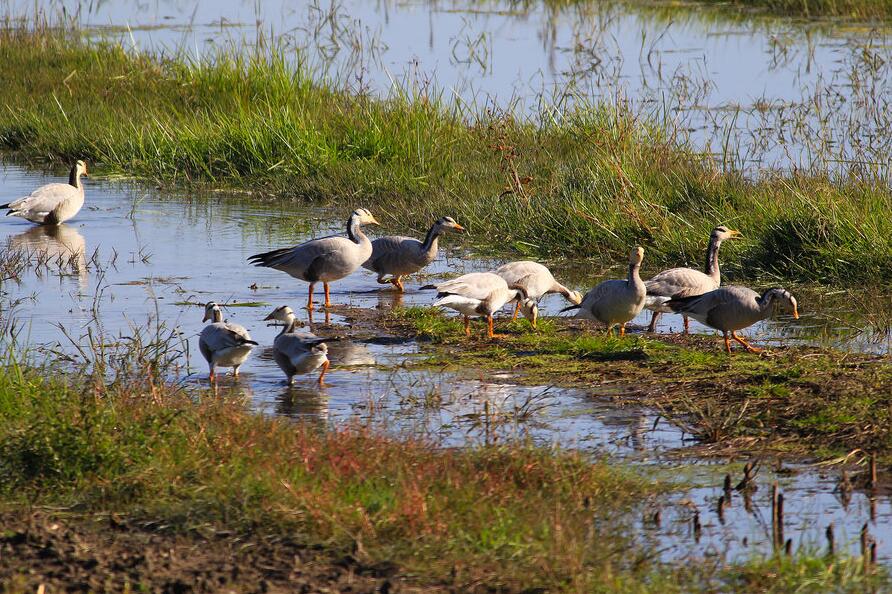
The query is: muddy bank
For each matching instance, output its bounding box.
[0,511,429,594]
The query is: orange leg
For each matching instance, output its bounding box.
[723,332,732,354]
[307,282,316,311]
[208,365,216,383]
[732,331,762,353]
[487,315,494,339]
[317,360,330,385]
[391,276,405,292]
[683,316,690,335]
[647,311,659,333]
[323,282,332,308]
[464,316,471,337]
[512,301,521,321]
[620,324,626,338]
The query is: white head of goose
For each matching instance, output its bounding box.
[666,286,799,354]
[433,271,537,339]
[644,225,741,334]
[362,216,465,292]
[198,302,258,382]
[2,160,88,225]
[564,247,646,337]
[495,260,582,328]
[263,305,331,385]
[248,208,380,311]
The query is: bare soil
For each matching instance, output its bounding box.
[0,511,433,594]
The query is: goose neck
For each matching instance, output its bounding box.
[68,165,81,189]
[347,215,367,245]
[421,224,442,255]
[704,236,722,283]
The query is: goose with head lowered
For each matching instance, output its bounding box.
[433,272,537,339]
[248,208,380,310]
[495,260,582,328]
[198,302,258,382]
[563,247,646,337]
[362,216,465,292]
[2,160,88,225]
[645,225,741,333]
[666,286,799,354]
[263,305,331,385]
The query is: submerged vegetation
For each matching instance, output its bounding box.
[685,0,892,20]
[0,22,891,284]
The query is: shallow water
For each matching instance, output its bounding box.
[10,0,892,176]
[1,162,891,566]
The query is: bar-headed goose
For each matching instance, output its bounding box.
[362,216,465,292]
[198,302,258,381]
[2,160,88,225]
[495,261,582,328]
[433,272,536,338]
[263,305,331,385]
[645,226,741,333]
[666,286,799,354]
[563,247,646,337]
[248,208,379,310]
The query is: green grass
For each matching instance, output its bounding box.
[0,346,887,591]
[0,24,891,285]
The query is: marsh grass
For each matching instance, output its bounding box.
[0,23,891,284]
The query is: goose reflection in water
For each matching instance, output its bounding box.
[275,385,329,421]
[7,223,88,288]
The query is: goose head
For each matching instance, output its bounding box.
[566,290,583,305]
[311,343,329,356]
[435,216,466,234]
[202,302,222,323]
[352,208,380,226]
[264,305,299,325]
[629,246,645,267]
[510,285,539,327]
[764,288,799,319]
[75,160,89,178]
[712,225,741,242]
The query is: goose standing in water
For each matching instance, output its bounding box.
[2,160,88,225]
[563,247,646,337]
[248,208,379,310]
[666,287,799,354]
[263,305,331,385]
[495,261,582,328]
[644,226,741,333]
[434,272,536,339]
[363,216,465,292]
[198,302,258,381]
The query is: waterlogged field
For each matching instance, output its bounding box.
[0,0,891,590]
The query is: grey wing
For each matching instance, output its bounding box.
[200,323,255,352]
[255,236,346,278]
[646,268,714,298]
[5,183,75,213]
[363,236,418,273]
[495,261,540,284]
[436,272,506,300]
[579,280,623,318]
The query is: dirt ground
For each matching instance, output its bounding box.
[0,511,431,594]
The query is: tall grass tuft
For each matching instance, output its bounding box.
[0,21,891,284]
